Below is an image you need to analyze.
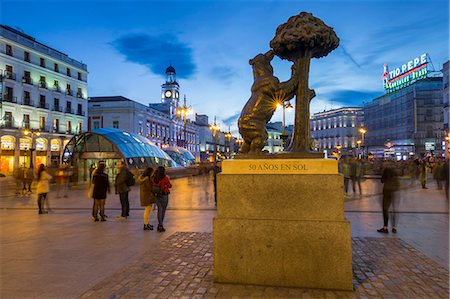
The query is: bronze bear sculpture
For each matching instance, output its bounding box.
[238,50,298,154]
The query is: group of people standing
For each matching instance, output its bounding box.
[89,161,172,232]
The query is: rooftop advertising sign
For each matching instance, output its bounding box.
[382,53,428,92]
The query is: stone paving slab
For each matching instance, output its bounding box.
[79,232,449,299]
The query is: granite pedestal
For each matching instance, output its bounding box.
[213,159,353,291]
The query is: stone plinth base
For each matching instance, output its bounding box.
[213,218,352,290]
[213,159,353,291]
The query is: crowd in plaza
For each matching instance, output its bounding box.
[339,154,449,234]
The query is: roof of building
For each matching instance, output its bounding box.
[89,96,133,102]
[64,128,179,169]
[166,66,176,74]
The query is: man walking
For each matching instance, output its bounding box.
[115,161,134,220]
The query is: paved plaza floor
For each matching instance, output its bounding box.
[0,173,448,298]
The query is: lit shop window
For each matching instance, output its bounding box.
[1,135,15,150]
[20,137,32,150]
[36,138,47,151]
[51,139,60,152]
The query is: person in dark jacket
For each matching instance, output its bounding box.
[378,162,399,233]
[115,161,132,220]
[152,166,172,232]
[139,167,156,230]
[91,162,110,221]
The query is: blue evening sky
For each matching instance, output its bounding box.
[2,0,449,134]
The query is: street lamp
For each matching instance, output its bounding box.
[176,95,193,149]
[358,127,367,157]
[23,129,41,168]
[335,144,342,159]
[224,128,232,159]
[276,100,293,150]
[209,116,220,163]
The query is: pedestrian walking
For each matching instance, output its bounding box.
[377,162,399,233]
[139,167,156,230]
[36,164,52,215]
[91,162,110,222]
[444,159,449,200]
[152,166,172,232]
[339,159,351,195]
[13,166,24,195]
[213,161,221,206]
[432,160,444,190]
[114,161,134,220]
[350,159,363,196]
[419,159,428,189]
[23,167,34,195]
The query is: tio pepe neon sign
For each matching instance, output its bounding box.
[382,53,428,92]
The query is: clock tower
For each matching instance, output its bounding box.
[161,65,180,116]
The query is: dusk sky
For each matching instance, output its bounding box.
[2,0,449,135]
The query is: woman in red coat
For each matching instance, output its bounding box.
[152,166,172,232]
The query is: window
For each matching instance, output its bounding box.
[23,71,31,84]
[66,84,72,96]
[39,95,46,108]
[53,80,60,92]
[24,51,30,62]
[23,91,31,105]
[5,87,13,102]
[4,112,13,128]
[66,121,72,134]
[77,72,82,80]
[5,65,14,80]
[77,104,82,115]
[23,114,30,128]
[39,76,47,88]
[6,44,12,56]
[40,116,46,131]
[113,121,119,129]
[54,98,60,111]
[77,87,83,98]
[40,58,46,67]
[77,122,82,134]
[54,63,59,72]
[93,121,100,130]
[66,67,71,77]
[54,119,59,132]
[66,101,72,113]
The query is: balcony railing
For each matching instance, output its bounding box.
[53,85,61,93]
[38,102,49,109]
[66,89,73,96]
[65,108,74,114]
[22,77,33,85]
[77,92,84,99]
[23,99,34,107]
[1,122,16,129]
[77,110,86,116]
[53,105,63,112]
[39,125,51,132]
[39,81,47,89]
[2,95,17,103]
[5,71,16,81]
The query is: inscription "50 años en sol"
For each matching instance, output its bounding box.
[248,163,308,171]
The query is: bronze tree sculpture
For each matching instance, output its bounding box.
[238,50,298,153]
[270,12,339,153]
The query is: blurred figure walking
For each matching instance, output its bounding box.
[339,159,351,195]
[36,164,52,214]
[139,167,156,230]
[419,159,428,189]
[378,162,399,233]
[23,167,34,195]
[114,161,134,220]
[91,161,110,221]
[152,166,172,232]
[432,159,444,190]
[350,159,363,196]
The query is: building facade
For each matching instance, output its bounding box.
[364,77,443,158]
[0,25,88,174]
[310,107,364,155]
[442,61,449,157]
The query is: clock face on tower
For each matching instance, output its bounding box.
[164,90,172,98]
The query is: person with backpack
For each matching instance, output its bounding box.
[114,161,134,220]
[91,161,110,222]
[152,166,172,232]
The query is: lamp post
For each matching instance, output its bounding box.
[359,127,367,158]
[209,116,220,163]
[336,144,342,160]
[224,128,232,159]
[276,101,293,150]
[23,129,41,169]
[176,95,192,149]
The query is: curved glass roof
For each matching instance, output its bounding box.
[163,146,196,167]
[64,128,179,169]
